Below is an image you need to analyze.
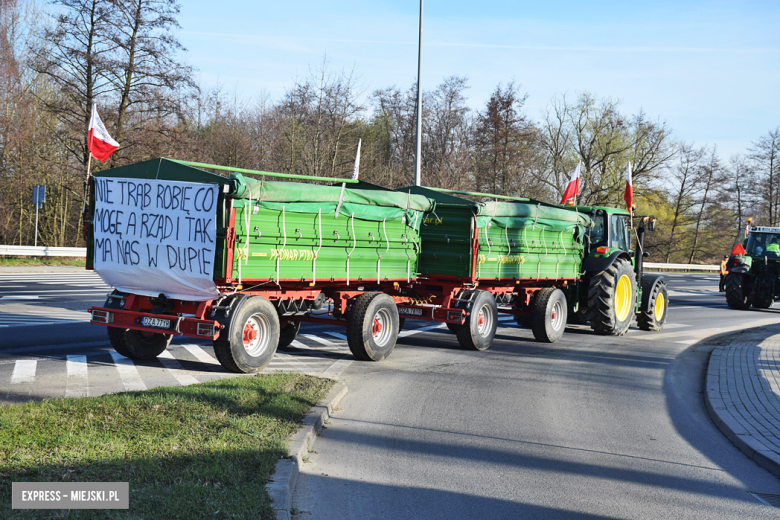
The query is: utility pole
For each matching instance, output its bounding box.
[414,0,423,186]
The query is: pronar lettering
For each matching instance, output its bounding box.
[269,248,318,261]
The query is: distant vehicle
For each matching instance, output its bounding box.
[725,225,780,309]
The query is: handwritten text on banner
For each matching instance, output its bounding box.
[93,177,220,301]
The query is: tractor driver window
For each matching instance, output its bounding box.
[610,215,629,251]
[589,215,606,246]
[749,234,780,256]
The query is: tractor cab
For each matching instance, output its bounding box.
[746,228,780,258]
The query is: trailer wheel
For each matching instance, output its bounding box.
[725,273,751,310]
[531,288,567,343]
[107,327,171,360]
[277,321,301,350]
[446,322,459,332]
[637,280,668,331]
[454,290,497,351]
[213,296,279,373]
[753,298,774,309]
[346,293,399,361]
[588,258,636,336]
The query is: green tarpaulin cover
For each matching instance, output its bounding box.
[230,173,435,229]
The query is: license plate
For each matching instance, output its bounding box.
[142,317,171,329]
[398,306,423,316]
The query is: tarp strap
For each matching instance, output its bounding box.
[378,218,389,283]
[347,213,356,285]
[334,182,347,219]
[277,206,286,282]
[313,209,322,283]
[532,203,540,230]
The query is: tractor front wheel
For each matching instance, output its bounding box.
[637,280,668,331]
[588,258,636,336]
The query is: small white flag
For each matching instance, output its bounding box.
[351,139,361,180]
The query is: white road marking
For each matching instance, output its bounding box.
[325,332,348,341]
[180,344,221,369]
[399,324,446,338]
[0,295,39,300]
[10,360,36,384]
[321,358,353,379]
[65,355,89,398]
[109,351,147,391]
[157,351,200,386]
[660,323,690,329]
[290,340,320,351]
[301,334,343,346]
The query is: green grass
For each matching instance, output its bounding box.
[0,257,85,267]
[0,374,333,519]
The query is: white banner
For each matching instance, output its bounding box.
[93,177,220,301]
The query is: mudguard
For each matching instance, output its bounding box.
[210,294,250,337]
[727,255,750,274]
[639,274,665,312]
[583,251,628,274]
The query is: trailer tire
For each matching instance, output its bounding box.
[277,321,301,350]
[531,288,567,343]
[446,322,459,332]
[346,293,399,361]
[637,279,668,331]
[214,296,279,373]
[725,273,752,310]
[454,290,497,351]
[588,257,636,336]
[753,298,774,309]
[107,327,171,360]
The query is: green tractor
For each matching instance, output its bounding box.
[568,205,668,335]
[725,226,780,310]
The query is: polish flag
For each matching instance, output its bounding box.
[87,104,119,162]
[559,162,581,204]
[623,162,633,210]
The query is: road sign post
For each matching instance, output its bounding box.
[32,185,46,247]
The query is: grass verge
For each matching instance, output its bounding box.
[0,374,333,519]
[0,257,85,267]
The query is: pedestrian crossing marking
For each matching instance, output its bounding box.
[180,344,221,369]
[65,355,88,398]
[325,332,348,341]
[157,351,200,386]
[109,351,146,392]
[399,323,445,338]
[11,360,36,384]
[301,334,344,346]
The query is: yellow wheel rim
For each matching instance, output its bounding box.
[654,292,665,322]
[615,274,632,322]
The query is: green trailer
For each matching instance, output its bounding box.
[87,158,435,372]
[388,187,668,345]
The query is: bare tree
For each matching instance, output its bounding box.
[664,143,705,262]
[750,127,780,225]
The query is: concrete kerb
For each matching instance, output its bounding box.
[267,382,348,520]
[705,342,780,479]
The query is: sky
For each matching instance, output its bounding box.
[178,0,780,161]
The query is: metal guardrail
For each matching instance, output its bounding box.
[644,262,719,272]
[0,245,87,257]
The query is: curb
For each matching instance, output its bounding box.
[704,346,780,479]
[267,382,348,520]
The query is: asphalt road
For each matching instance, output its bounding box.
[292,273,780,519]
[2,271,780,518]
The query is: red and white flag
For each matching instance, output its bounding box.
[623,162,633,210]
[88,104,119,162]
[560,162,581,204]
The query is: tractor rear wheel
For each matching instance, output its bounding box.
[725,273,751,310]
[531,288,567,343]
[346,293,399,361]
[588,258,636,336]
[637,280,668,331]
[753,298,774,309]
